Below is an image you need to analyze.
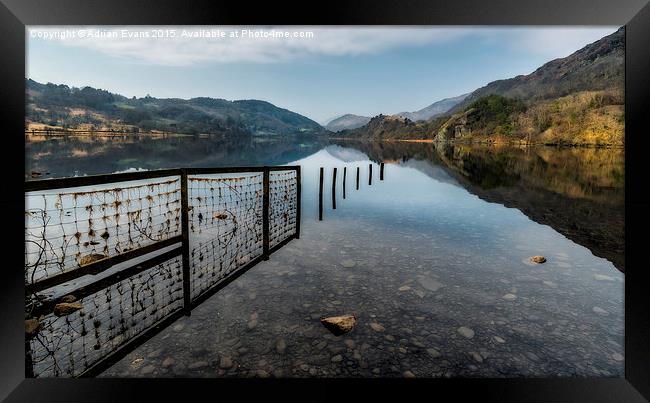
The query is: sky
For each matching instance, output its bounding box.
[27,26,619,124]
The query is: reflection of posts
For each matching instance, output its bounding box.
[369,164,372,186]
[262,167,270,261]
[332,167,337,210]
[356,167,360,190]
[180,169,191,314]
[319,167,324,221]
[380,163,384,181]
[343,167,347,199]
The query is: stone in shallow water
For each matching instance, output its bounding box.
[530,255,547,264]
[162,357,175,368]
[219,356,233,369]
[403,370,416,378]
[341,259,356,268]
[493,336,506,344]
[398,285,411,292]
[53,302,83,317]
[502,293,517,301]
[331,355,343,363]
[60,294,77,303]
[417,276,443,292]
[457,326,475,339]
[321,315,356,336]
[594,274,616,282]
[612,353,624,362]
[276,339,287,354]
[426,348,441,358]
[25,318,40,338]
[188,361,208,370]
[370,322,385,332]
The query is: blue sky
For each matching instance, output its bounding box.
[27,26,619,124]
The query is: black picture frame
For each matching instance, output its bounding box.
[1,0,649,401]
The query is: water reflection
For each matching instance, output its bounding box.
[26,135,624,378]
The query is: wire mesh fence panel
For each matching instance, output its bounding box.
[269,170,298,249]
[25,176,182,287]
[187,173,264,300]
[25,177,181,284]
[27,255,184,377]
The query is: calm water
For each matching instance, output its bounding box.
[26,135,624,377]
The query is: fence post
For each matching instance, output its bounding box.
[180,169,191,315]
[319,167,324,221]
[380,162,384,180]
[343,167,347,199]
[332,167,337,210]
[369,164,373,186]
[263,167,270,260]
[356,166,360,190]
[295,166,301,239]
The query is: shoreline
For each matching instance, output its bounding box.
[330,137,625,148]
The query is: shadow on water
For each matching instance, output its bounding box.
[333,140,624,272]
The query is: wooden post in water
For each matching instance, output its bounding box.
[262,167,270,260]
[332,167,337,210]
[180,169,191,315]
[343,167,347,199]
[380,162,385,180]
[356,167,360,190]
[319,167,324,221]
[369,164,373,186]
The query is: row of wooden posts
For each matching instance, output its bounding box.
[318,162,385,221]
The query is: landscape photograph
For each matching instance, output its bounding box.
[25,26,624,379]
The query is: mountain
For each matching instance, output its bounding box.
[339,27,624,145]
[397,93,469,122]
[325,114,371,132]
[448,27,624,113]
[25,79,326,136]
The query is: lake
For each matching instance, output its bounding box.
[25,135,624,377]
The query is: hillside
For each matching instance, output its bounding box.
[339,27,624,145]
[397,93,469,122]
[25,79,326,136]
[325,114,371,132]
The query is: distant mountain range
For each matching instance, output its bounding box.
[25,79,326,136]
[397,93,469,122]
[337,27,624,146]
[325,114,371,132]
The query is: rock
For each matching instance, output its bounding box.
[247,319,258,330]
[398,285,411,292]
[502,293,517,301]
[542,281,557,288]
[612,353,624,362]
[457,326,475,339]
[276,339,287,354]
[493,336,506,344]
[426,348,441,358]
[417,276,443,292]
[341,259,356,268]
[188,361,208,370]
[384,334,395,341]
[470,352,483,363]
[25,318,40,338]
[594,274,616,282]
[141,365,156,375]
[344,339,355,349]
[256,370,270,378]
[309,367,318,376]
[320,314,356,336]
[162,357,175,368]
[370,322,385,332]
[79,253,107,266]
[172,324,184,332]
[60,295,77,303]
[219,356,233,369]
[315,341,328,350]
[530,255,547,264]
[331,354,343,363]
[592,307,609,316]
[372,368,380,375]
[53,302,83,316]
[403,370,416,378]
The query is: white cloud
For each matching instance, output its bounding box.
[28,26,619,66]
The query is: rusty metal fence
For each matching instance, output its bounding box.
[25,166,300,377]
